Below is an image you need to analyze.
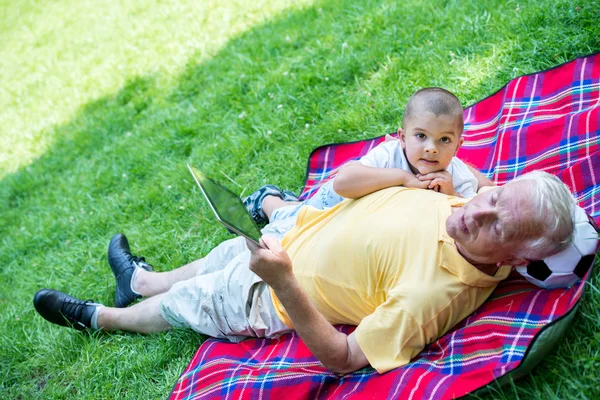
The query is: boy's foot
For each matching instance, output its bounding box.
[108,233,153,308]
[243,184,286,225]
[282,190,299,202]
[33,289,101,331]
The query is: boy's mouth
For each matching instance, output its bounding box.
[419,158,439,166]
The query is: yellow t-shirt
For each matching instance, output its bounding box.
[271,187,511,373]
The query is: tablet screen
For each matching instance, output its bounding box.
[188,165,262,244]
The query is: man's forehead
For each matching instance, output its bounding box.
[499,181,531,209]
[502,180,533,199]
[500,181,540,238]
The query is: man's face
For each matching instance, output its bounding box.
[399,112,464,175]
[446,181,541,267]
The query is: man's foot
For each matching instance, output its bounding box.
[108,233,153,308]
[243,184,286,225]
[33,289,100,331]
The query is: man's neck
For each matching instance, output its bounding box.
[456,244,501,276]
[473,264,500,276]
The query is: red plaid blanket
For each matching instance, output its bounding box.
[170,53,600,399]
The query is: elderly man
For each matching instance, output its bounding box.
[34,171,575,374]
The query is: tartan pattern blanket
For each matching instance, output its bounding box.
[170,53,600,399]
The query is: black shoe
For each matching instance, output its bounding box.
[108,233,153,308]
[33,289,100,331]
[242,184,285,225]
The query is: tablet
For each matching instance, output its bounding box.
[187,164,262,246]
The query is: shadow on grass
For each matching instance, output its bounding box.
[0,0,598,398]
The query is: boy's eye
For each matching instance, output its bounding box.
[440,137,451,144]
[416,133,426,139]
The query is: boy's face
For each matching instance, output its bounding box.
[399,112,464,175]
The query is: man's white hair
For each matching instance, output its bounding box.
[510,170,576,260]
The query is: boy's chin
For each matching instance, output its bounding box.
[416,166,439,175]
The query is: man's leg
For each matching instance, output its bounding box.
[34,236,254,334]
[109,233,207,307]
[132,259,204,298]
[96,294,171,333]
[33,262,199,334]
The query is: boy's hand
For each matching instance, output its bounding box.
[417,171,456,195]
[402,173,432,190]
[384,134,399,142]
[246,236,294,291]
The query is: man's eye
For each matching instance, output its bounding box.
[494,222,502,236]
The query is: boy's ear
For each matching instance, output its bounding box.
[455,137,464,155]
[398,128,407,149]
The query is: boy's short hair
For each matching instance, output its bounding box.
[403,87,464,132]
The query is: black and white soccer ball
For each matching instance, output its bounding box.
[516,206,600,289]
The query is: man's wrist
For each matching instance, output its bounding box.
[270,274,299,296]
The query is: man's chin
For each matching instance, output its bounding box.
[446,211,461,238]
[454,242,477,265]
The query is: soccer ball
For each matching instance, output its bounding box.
[516,206,600,289]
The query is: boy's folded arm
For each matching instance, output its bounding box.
[464,163,495,188]
[333,162,420,198]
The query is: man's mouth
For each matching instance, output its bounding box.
[459,214,469,234]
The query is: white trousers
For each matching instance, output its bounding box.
[159,217,296,342]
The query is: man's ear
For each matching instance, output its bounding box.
[398,128,407,149]
[497,257,529,268]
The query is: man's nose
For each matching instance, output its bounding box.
[472,206,496,225]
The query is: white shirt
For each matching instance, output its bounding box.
[359,140,478,198]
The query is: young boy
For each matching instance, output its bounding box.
[244,87,491,224]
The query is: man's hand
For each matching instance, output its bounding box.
[246,236,294,291]
[417,170,457,196]
[247,237,370,374]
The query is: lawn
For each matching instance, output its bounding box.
[1,0,599,398]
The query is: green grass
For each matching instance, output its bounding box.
[1,0,599,398]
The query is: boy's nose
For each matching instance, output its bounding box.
[424,143,438,153]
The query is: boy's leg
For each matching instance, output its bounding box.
[243,185,299,224]
[262,196,301,220]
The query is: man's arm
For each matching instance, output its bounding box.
[247,236,369,374]
[333,162,430,199]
